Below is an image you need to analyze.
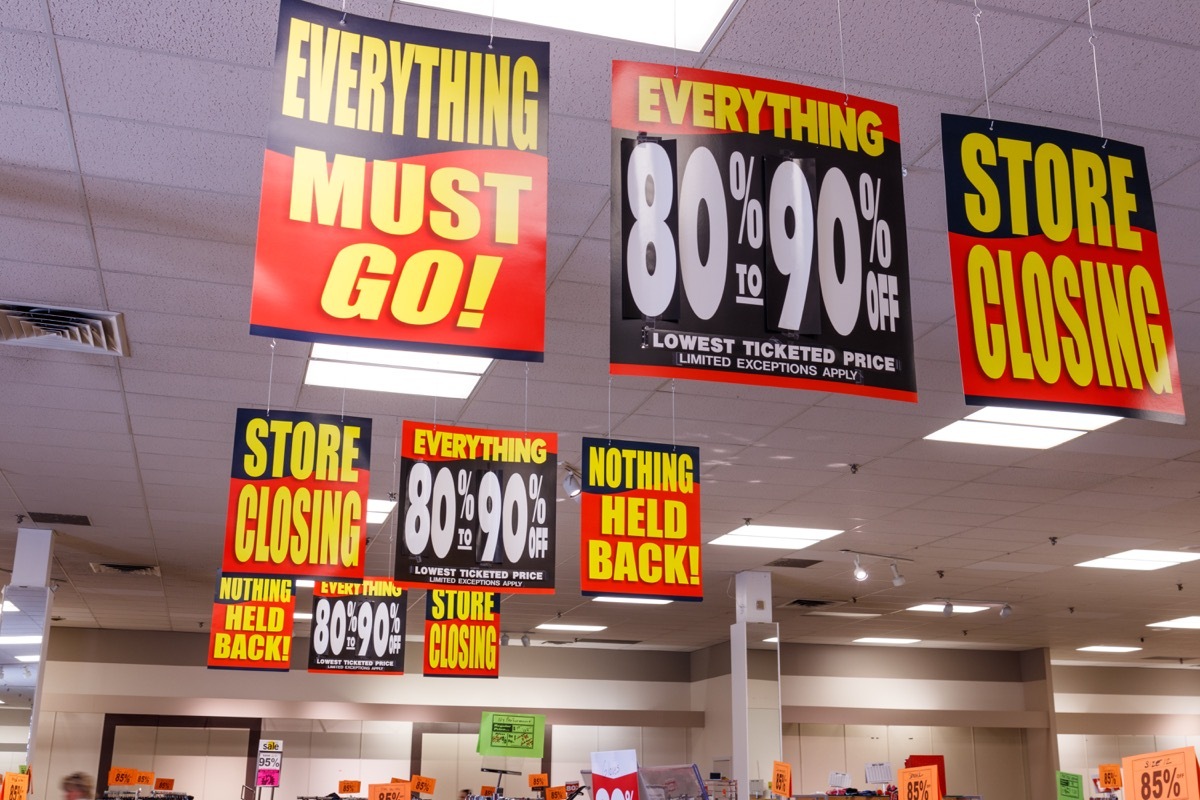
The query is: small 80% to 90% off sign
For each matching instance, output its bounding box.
[623,141,900,336]
[311,597,404,659]
[405,465,551,565]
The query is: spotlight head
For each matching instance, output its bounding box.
[563,470,582,498]
[520,634,531,647]
[942,601,954,617]
[853,555,869,582]
[889,562,905,587]
[501,632,510,646]
[999,603,1012,619]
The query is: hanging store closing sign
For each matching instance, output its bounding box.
[941,114,1183,423]
[307,577,407,674]
[222,408,372,582]
[395,421,556,593]
[423,589,500,678]
[250,0,550,361]
[610,61,917,401]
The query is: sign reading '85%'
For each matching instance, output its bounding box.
[610,61,916,401]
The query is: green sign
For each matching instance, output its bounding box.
[477,712,545,758]
[1056,771,1083,800]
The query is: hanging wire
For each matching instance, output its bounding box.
[339,0,347,25]
[672,0,679,77]
[670,379,677,449]
[836,0,849,105]
[1085,0,1106,144]
[523,363,529,432]
[488,0,496,49]
[266,339,277,415]
[607,377,613,443]
[340,387,346,421]
[973,0,993,124]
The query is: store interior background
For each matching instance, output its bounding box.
[4,0,1200,797]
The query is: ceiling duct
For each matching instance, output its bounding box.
[0,302,130,357]
[89,563,161,576]
[765,558,821,569]
[781,598,835,608]
[27,512,91,527]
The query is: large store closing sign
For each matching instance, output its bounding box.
[610,61,917,401]
[251,0,549,361]
[942,114,1183,423]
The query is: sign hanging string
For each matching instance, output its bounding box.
[488,0,496,49]
[671,379,677,449]
[973,0,993,124]
[524,363,529,432]
[339,0,347,25]
[836,0,849,105]
[266,339,276,416]
[673,0,679,78]
[1085,0,1106,144]
[607,377,613,443]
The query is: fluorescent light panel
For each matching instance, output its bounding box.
[13,655,39,663]
[1147,617,1200,630]
[367,497,398,524]
[908,603,989,614]
[763,636,779,643]
[312,343,490,374]
[807,611,881,619]
[854,637,920,645]
[293,612,313,621]
[400,0,738,51]
[295,579,316,588]
[0,636,42,646]
[0,602,18,613]
[925,420,1084,449]
[535,623,607,632]
[591,597,673,605]
[305,359,481,399]
[966,407,1121,431]
[1076,549,1200,571]
[1077,645,1142,653]
[710,524,843,549]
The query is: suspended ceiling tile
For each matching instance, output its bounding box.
[72,115,264,196]
[0,30,61,109]
[101,271,252,321]
[0,164,85,225]
[85,177,260,244]
[0,104,75,170]
[1,261,105,308]
[547,179,609,238]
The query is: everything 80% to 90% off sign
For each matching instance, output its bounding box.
[624,142,900,336]
[311,597,405,659]
[405,465,551,564]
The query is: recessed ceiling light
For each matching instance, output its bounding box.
[1147,617,1200,630]
[0,602,18,613]
[293,612,313,621]
[367,498,398,524]
[13,655,39,663]
[535,623,607,632]
[924,420,1084,449]
[966,407,1121,431]
[1076,645,1142,653]
[399,0,740,51]
[806,611,882,619]
[709,524,843,549]
[763,636,779,643]
[305,359,482,399]
[295,579,315,589]
[0,636,42,646]
[591,597,673,605]
[1076,550,1200,571]
[853,637,920,645]
[312,343,491,374]
[907,603,989,614]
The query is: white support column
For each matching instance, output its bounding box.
[8,527,55,769]
[731,571,780,800]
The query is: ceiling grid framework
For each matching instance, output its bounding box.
[0,0,1199,659]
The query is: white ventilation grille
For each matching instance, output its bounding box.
[0,302,130,356]
[89,563,161,576]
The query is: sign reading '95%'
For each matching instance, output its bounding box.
[223,408,371,581]
[250,0,549,361]
[396,422,556,593]
[610,61,916,401]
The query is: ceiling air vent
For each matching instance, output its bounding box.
[585,638,642,645]
[765,558,821,569]
[0,302,130,356]
[782,598,834,608]
[90,563,161,576]
[27,512,91,526]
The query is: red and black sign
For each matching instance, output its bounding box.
[942,114,1182,422]
[611,61,916,400]
[251,0,549,361]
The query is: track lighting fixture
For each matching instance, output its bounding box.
[1000,604,1012,619]
[920,598,1013,618]
[562,464,582,499]
[890,562,906,587]
[853,555,869,582]
[942,601,954,617]
[501,632,510,646]
[520,634,530,647]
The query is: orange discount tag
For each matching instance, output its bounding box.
[1125,748,1200,800]
[1099,765,1122,791]
[2,773,29,800]
[369,783,411,800]
[411,777,436,796]
[154,779,175,791]
[547,788,568,800]
[340,782,362,794]
[108,768,136,787]
[481,787,496,797]
[530,775,550,790]
[771,762,791,798]
[898,765,941,800]
[135,773,155,787]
